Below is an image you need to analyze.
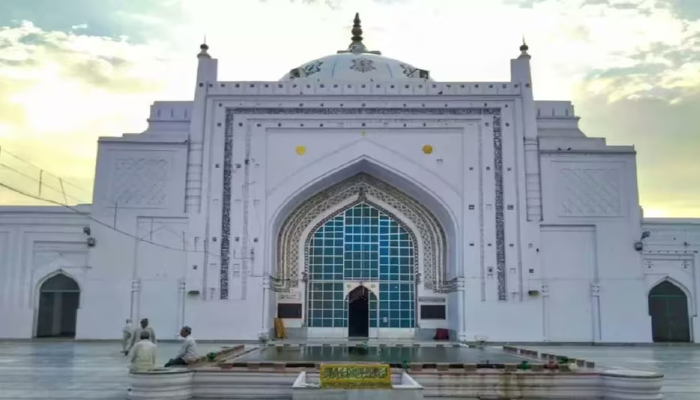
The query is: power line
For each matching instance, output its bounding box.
[0,147,93,206]
[0,161,90,205]
[0,177,651,285]
[0,180,227,257]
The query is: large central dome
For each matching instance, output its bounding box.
[280,14,431,82]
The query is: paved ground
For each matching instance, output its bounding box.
[0,340,234,399]
[526,345,700,400]
[0,341,698,399]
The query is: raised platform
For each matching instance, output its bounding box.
[127,345,664,399]
[292,371,424,400]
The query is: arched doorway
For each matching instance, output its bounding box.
[306,202,416,336]
[648,281,691,343]
[36,274,80,338]
[347,286,377,337]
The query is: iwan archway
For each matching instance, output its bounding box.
[36,273,81,338]
[274,173,455,339]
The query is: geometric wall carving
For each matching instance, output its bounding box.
[558,168,622,217]
[112,158,168,206]
[219,107,506,300]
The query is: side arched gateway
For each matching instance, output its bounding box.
[36,273,81,338]
[648,280,691,343]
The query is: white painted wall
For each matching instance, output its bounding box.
[641,219,700,342]
[0,206,90,339]
[0,49,697,344]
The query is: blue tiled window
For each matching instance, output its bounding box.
[306,203,415,329]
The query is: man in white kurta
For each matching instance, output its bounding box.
[164,326,197,367]
[127,318,157,355]
[122,319,133,354]
[129,331,157,371]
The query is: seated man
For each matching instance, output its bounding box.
[164,326,197,368]
[129,331,157,372]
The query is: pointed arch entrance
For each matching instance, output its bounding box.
[347,285,378,338]
[36,274,80,338]
[648,280,691,343]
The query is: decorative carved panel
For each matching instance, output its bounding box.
[111,158,168,207]
[557,168,622,217]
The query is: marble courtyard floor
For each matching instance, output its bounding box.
[0,341,699,399]
[526,345,700,400]
[0,340,233,399]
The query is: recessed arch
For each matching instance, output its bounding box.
[274,172,454,293]
[648,279,691,343]
[35,272,81,338]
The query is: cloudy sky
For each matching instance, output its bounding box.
[0,0,698,217]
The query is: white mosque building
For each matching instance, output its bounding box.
[0,15,698,343]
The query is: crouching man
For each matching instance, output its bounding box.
[164,326,197,367]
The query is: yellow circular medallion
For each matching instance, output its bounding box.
[422,144,433,154]
[295,145,306,155]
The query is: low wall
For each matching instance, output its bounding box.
[292,371,424,400]
[128,367,663,399]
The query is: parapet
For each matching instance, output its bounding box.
[535,101,585,138]
[536,101,577,118]
[206,81,522,96]
[148,101,193,122]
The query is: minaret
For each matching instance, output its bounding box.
[186,41,219,214]
[195,41,218,87]
[187,41,219,301]
[510,38,542,222]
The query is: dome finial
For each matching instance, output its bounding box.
[519,36,530,56]
[348,12,367,53]
[352,13,363,42]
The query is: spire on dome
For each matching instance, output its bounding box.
[347,13,368,53]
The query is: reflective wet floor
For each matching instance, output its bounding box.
[233,345,527,364]
[0,340,232,399]
[0,341,699,399]
[525,345,700,400]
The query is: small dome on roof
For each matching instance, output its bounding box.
[279,13,432,82]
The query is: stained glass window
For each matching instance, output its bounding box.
[306,203,415,329]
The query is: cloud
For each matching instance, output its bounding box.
[573,90,700,217]
[0,0,182,41]
[0,0,698,216]
[0,21,187,204]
